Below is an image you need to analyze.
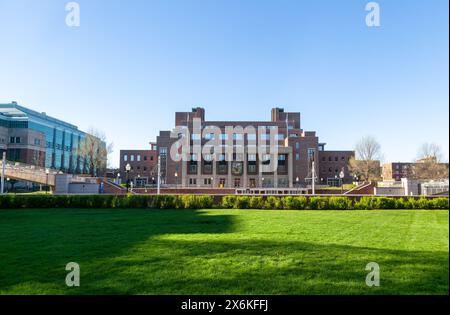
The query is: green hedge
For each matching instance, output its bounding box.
[0,194,448,210]
[220,196,448,210]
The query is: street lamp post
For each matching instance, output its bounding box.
[261,177,265,188]
[339,170,345,194]
[295,176,299,190]
[117,173,121,185]
[211,177,214,188]
[45,169,50,194]
[174,172,178,189]
[125,163,131,192]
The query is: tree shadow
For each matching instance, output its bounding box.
[81,240,448,295]
[0,209,236,293]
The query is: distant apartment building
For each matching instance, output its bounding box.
[318,147,355,186]
[124,107,353,188]
[119,144,158,186]
[382,160,449,181]
[0,102,106,175]
[382,162,414,181]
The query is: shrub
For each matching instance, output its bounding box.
[374,197,397,209]
[249,196,264,209]
[395,198,406,209]
[328,197,353,210]
[221,196,237,209]
[264,196,283,209]
[309,196,329,210]
[354,197,378,210]
[429,198,449,209]
[182,195,213,209]
[234,196,250,209]
[283,196,307,210]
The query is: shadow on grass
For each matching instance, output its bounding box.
[0,209,448,295]
[0,209,236,293]
[77,240,448,295]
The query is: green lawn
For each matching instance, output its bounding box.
[0,209,448,295]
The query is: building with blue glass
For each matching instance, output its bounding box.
[0,102,106,175]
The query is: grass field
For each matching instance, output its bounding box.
[0,209,448,295]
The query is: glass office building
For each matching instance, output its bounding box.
[0,102,105,175]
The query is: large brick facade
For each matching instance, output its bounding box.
[144,107,354,189]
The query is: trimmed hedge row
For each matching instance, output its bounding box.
[0,194,448,210]
[0,194,213,210]
[221,196,449,210]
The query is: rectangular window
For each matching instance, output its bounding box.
[16,137,21,144]
[307,148,315,160]
[296,153,300,161]
[159,147,167,155]
[124,155,128,161]
[204,133,215,140]
[137,155,141,161]
[233,133,243,140]
[10,137,15,143]
[130,155,135,161]
[248,154,257,161]
[276,134,284,140]
[295,143,300,150]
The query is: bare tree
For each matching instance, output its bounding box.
[78,127,113,176]
[349,136,382,181]
[417,142,444,162]
[413,143,449,180]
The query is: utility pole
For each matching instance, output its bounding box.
[157,155,161,195]
[1,152,5,194]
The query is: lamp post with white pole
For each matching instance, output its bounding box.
[125,163,131,192]
[45,169,50,194]
[339,170,345,194]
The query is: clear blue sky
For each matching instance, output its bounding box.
[0,0,448,167]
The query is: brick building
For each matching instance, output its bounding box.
[382,162,414,181]
[136,107,354,189]
[119,143,158,186]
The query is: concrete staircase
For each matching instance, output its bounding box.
[344,182,375,195]
[102,179,127,195]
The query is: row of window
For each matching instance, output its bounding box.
[123,165,150,171]
[123,154,154,162]
[193,133,286,141]
[187,177,290,188]
[322,156,350,162]
[187,153,288,162]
